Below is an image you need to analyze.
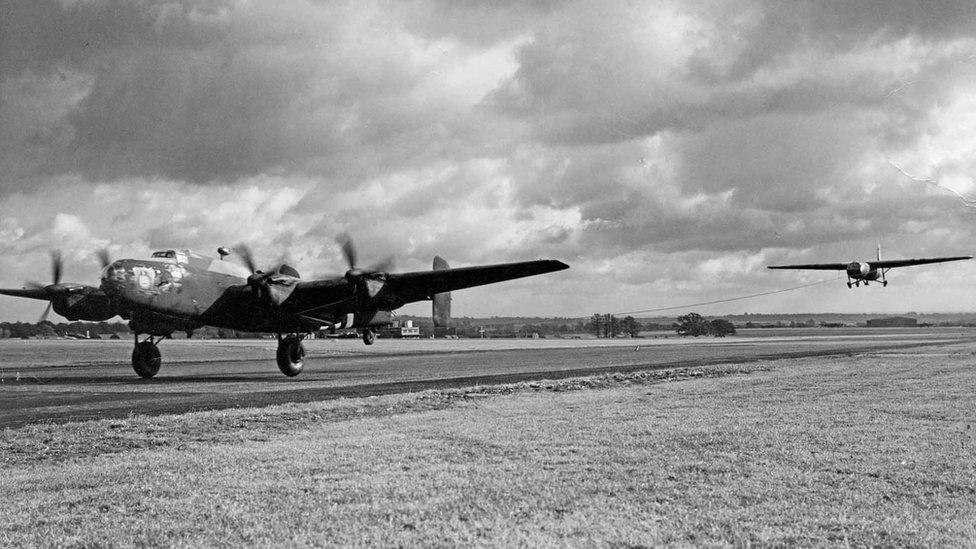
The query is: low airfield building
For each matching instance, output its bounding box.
[379,320,421,339]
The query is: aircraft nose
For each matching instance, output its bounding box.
[100,261,125,294]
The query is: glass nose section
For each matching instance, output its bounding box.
[101,262,117,281]
[100,261,126,292]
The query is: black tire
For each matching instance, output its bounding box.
[276,336,305,377]
[132,341,161,379]
[363,328,376,346]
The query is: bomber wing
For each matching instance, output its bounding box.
[200,259,569,332]
[0,287,52,300]
[871,256,972,269]
[767,263,849,270]
[384,259,569,302]
[199,279,349,333]
[288,259,569,316]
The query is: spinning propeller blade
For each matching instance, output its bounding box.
[39,301,53,324]
[97,248,111,269]
[337,232,357,271]
[336,234,394,279]
[51,250,63,284]
[238,244,259,275]
[27,250,65,290]
[21,250,67,321]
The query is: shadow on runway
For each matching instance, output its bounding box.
[4,369,362,385]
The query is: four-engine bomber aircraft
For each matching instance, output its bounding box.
[0,237,568,378]
[767,246,971,288]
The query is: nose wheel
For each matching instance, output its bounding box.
[132,335,163,379]
[276,334,306,376]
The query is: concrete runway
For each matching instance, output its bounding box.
[2,329,973,428]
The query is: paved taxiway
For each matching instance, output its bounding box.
[2,329,973,428]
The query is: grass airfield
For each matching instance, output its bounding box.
[2,341,976,545]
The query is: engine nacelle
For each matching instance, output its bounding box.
[333,310,393,330]
[52,291,116,321]
[358,278,405,311]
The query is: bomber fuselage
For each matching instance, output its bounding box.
[100,249,250,334]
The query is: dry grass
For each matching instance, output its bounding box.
[1,350,975,547]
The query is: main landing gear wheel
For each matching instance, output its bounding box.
[362,328,376,346]
[132,338,162,379]
[277,335,306,377]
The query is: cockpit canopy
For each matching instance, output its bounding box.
[151,250,188,264]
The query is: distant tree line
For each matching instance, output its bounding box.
[0,320,130,339]
[0,320,265,339]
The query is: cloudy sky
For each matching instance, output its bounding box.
[2,0,976,322]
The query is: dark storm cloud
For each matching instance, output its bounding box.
[487,0,976,149]
[491,34,967,149]
[509,142,641,210]
[393,169,483,218]
[1,0,506,189]
[677,111,865,211]
[400,0,556,46]
[770,0,976,42]
[707,1,976,81]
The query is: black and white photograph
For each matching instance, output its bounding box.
[2,0,975,545]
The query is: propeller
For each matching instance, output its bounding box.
[0,249,116,324]
[238,244,259,276]
[337,233,357,275]
[25,251,65,323]
[335,234,399,311]
[236,244,300,307]
[97,248,112,269]
[52,250,63,285]
[337,233,395,284]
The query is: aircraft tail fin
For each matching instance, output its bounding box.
[432,256,451,328]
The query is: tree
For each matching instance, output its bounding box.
[710,319,736,337]
[587,314,604,337]
[673,313,711,337]
[620,316,641,337]
[35,320,58,337]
